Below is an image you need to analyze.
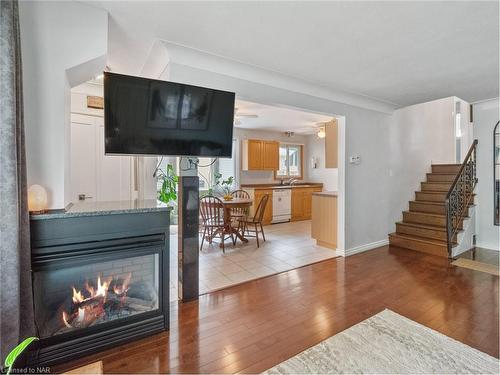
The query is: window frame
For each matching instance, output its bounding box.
[274,143,304,180]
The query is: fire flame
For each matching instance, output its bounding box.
[113,273,132,295]
[61,274,131,329]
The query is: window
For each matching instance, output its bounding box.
[276,144,302,179]
[155,139,239,195]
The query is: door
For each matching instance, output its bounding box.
[325,119,338,168]
[247,140,263,170]
[70,114,96,202]
[263,141,279,170]
[70,114,133,203]
[97,121,133,201]
[291,189,305,221]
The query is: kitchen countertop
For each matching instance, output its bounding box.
[30,199,171,220]
[241,183,323,190]
[312,191,338,197]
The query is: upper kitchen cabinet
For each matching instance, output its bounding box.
[325,119,338,168]
[242,139,279,171]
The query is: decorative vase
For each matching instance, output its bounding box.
[223,194,233,201]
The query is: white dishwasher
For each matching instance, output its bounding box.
[272,188,292,223]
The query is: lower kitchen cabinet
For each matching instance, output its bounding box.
[291,187,322,221]
[254,189,273,225]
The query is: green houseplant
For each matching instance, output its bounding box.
[214,173,234,200]
[3,337,38,375]
[157,163,178,205]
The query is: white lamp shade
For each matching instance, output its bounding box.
[28,184,48,212]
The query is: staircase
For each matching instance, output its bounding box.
[389,141,478,258]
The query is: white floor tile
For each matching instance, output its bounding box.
[170,220,338,297]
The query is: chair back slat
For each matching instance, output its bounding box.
[253,194,269,222]
[230,190,250,216]
[199,195,225,226]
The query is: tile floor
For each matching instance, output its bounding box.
[169,220,338,300]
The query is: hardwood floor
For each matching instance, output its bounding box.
[458,247,500,266]
[56,246,499,374]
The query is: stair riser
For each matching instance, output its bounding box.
[431,165,461,174]
[403,212,446,226]
[421,182,452,192]
[416,192,447,202]
[409,201,446,214]
[389,235,448,257]
[403,212,464,230]
[426,174,456,182]
[396,223,448,241]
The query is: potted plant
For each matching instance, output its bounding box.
[157,164,179,222]
[214,172,235,200]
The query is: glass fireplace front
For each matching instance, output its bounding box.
[33,253,159,339]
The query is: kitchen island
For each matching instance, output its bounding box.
[311,191,337,249]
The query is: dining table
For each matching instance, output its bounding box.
[219,197,253,245]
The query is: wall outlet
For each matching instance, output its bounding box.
[349,156,361,165]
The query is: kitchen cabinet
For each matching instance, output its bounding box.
[291,187,322,221]
[311,192,337,249]
[242,139,279,171]
[325,119,338,168]
[253,189,273,225]
[263,141,279,170]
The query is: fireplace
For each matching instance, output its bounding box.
[29,206,170,366]
[34,253,160,338]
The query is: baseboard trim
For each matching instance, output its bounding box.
[339,239,389,257]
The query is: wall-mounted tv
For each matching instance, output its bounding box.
[104,72,235,157]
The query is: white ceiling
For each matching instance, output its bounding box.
[235,99,333,134]
[91,1,499,107]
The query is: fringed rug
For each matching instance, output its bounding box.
[452,258,500,276]
[264,309,499,374]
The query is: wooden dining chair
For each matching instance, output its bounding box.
[199,195,234,253]
[238,193,269,248]
[230,189,250,221]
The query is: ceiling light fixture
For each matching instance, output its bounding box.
[317,126,326,139]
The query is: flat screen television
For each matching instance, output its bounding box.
[104,72,235,157]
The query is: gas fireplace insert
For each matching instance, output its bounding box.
[29,204,170,366]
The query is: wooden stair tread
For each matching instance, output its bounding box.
[389,232,457,247]
[409,200,475,207]
[397,221,447,232]
[392,161,474,258]
[402,211,445,219]
[416,190,447,194]
[410,200,445,206]
[423,182,452,186]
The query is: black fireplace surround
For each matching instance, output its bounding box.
[29,205,170,366]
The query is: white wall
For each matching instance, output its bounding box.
[305,134,338,191]
[455,97,473,163]
[473,98,500,251]
[386,97,458,227]
[20,1,108,209]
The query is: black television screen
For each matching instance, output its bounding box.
[104,72,235,157]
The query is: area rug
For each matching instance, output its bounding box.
[263,309,499,374]
[451,258,500,276]
[63,361,103,374]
